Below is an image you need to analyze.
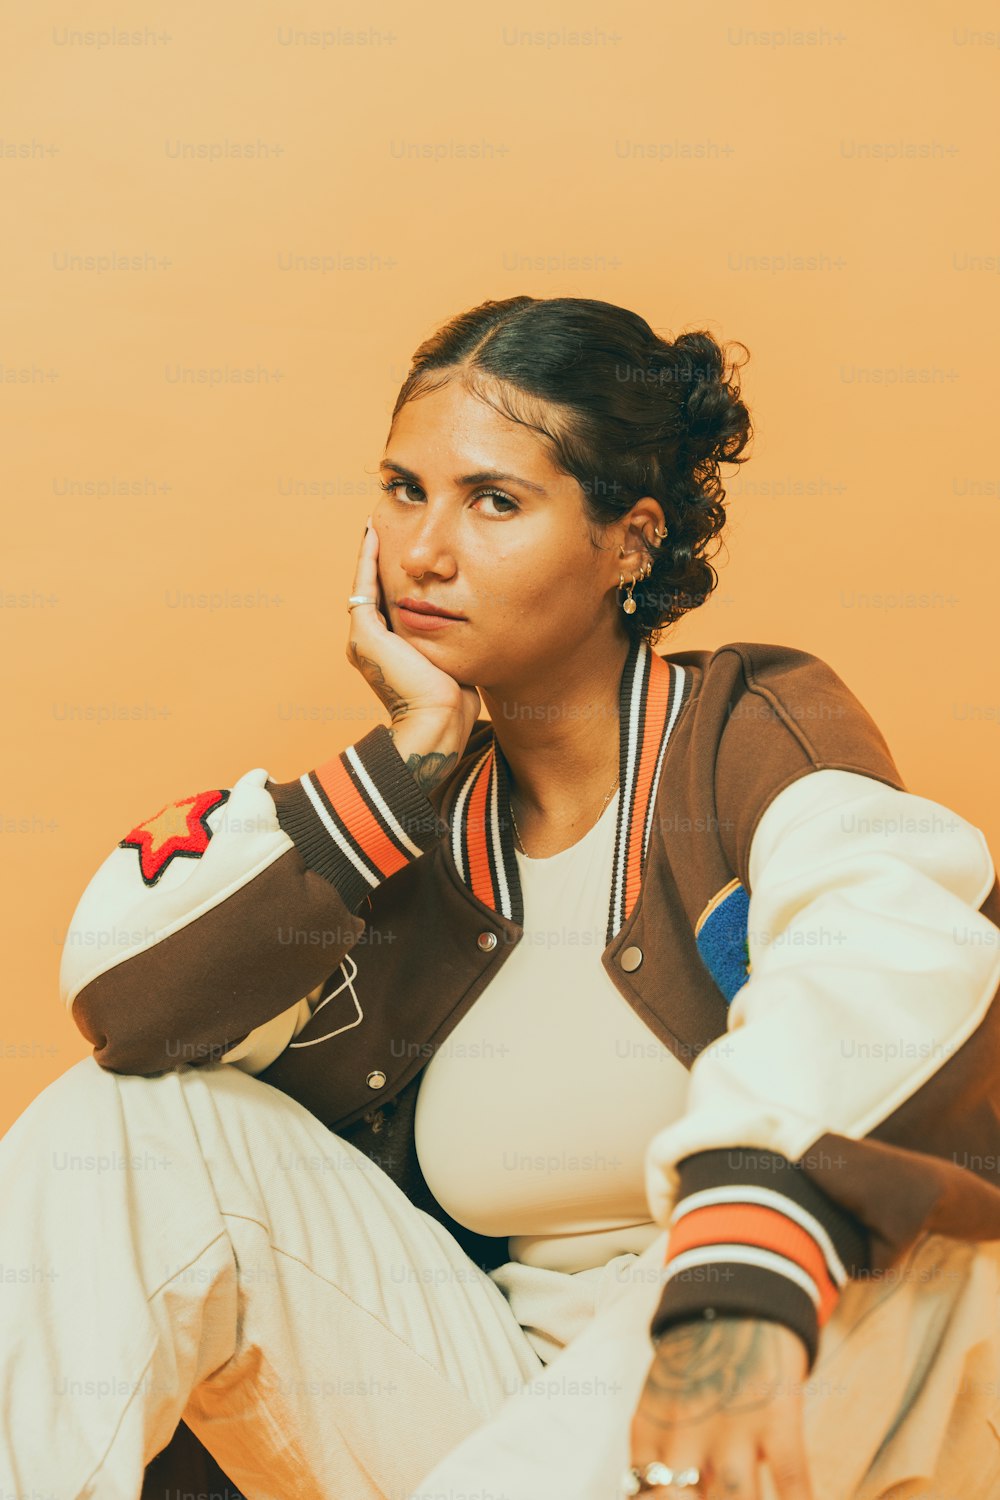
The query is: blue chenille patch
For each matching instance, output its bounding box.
[695,881,752,1005]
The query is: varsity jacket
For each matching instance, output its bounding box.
[59,636,1000,1372]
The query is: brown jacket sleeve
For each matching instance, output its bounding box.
[59,725,448,1076]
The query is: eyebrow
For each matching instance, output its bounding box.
[379,458,548,495]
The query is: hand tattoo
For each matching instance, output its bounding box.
[349,645,410,718]
[644,1317,784,1428]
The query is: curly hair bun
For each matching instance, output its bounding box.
[652,331,747,469]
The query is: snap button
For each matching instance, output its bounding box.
[477,931,498,951]
[620,945,643,972]
[366,1070,387,1089]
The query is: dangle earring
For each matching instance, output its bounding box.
[618,525,665,615]
[620,560,653,614]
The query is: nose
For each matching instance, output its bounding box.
[398,504,457,582]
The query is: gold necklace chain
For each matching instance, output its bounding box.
[509,772,620,857]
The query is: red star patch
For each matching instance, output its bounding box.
[119,787,231,886]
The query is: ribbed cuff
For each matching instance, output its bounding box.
[648,1147,870,1373]
[266,724,450,914]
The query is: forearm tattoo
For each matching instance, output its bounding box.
[387,732,458,793]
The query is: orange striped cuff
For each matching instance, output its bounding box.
[648,1147,869,1372]
[267,724,450,913]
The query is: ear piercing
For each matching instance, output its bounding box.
[618,523,667,616]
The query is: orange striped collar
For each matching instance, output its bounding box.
[445,637,692,942]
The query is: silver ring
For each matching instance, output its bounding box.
[347,594,377,611]
[621,1463,701,1494]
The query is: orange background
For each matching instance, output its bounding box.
[3,4,1000,1132]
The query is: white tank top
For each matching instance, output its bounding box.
[413,787,692,1273]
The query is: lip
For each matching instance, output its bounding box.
[395,596,466,621]
[396,604,464,632]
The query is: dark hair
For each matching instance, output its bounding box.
[389,295,753,647]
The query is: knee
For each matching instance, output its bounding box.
[10,1054,183,1137]
[8,1054,294,1163]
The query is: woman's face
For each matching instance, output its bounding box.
[373,377,633,688]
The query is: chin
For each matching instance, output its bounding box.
[405,630,487,679]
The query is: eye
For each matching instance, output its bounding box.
[379,479,423,503]
[377,479,520,519]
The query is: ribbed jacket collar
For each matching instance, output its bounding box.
[443,635,693,942]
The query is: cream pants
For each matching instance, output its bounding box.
[2,1055,999,1500]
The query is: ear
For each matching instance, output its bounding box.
[620,498,668,568]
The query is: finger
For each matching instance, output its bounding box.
[761,1428,815,1500]
[367,518,390,624]
[351,517,385,627]
[350,516,367,597]
[352,514,374,594]
[366,519,389,623]
[704,1442,759,1500]
[627,1414,707,1500]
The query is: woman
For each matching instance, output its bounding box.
[4,295,1000,1500]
